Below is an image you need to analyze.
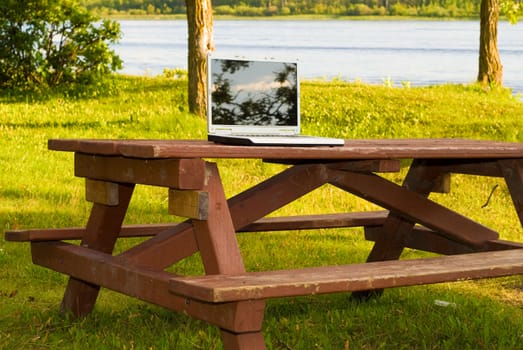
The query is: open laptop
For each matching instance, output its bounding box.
[207,56,344,147]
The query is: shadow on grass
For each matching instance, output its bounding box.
[0,74,187,104]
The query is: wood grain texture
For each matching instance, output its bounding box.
[169,249,523,303]
[49,139,523,160]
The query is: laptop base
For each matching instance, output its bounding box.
[208,134,344,147]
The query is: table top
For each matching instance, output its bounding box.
[48,138,523,160]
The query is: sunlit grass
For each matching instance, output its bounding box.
[1,75,522,349]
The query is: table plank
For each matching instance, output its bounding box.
[48,139,523,160]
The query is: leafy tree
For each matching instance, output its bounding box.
[0,0,122,90]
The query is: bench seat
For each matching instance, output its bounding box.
[5,211,389,242]
[169,249,523,303]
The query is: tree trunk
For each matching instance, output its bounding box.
[478,0,503,86]
[186,0,214,117]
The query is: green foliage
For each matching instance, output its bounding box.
[0,0,122,90]
[80,0,483,18]
[1,76,523,349]
[78,0,523,19]
[501,0,523,23]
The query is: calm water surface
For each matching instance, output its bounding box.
[116,20,523,94]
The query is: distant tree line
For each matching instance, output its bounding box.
[81,0,485,18]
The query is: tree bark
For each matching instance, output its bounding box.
[186,0,214,117]
[478,0,503,86]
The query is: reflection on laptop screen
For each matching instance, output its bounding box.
[210,59,298,127]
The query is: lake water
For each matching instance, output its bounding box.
[116,19,523,94]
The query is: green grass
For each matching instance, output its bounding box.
[1,75,523,349]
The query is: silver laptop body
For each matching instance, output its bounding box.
[207,55,343,147]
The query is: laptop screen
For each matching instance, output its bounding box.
[208,57,300,135]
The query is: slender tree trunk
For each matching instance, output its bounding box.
[478,0,503,86]
[186,0,214,117]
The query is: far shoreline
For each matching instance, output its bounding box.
[105,14,482,21]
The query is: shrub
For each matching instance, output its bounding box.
[234,5,265,16]
[214,5,235,16]
[389,3,419,16]
[0,0,122,90]
[418,5,449,17]
[347,4,374,16]
[280,6,292,15]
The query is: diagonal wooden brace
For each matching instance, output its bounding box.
[327,167,498,247]
[119,163,330,270]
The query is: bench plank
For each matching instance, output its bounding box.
[5,211,388,242]
[169,249,523,303]
[240,211,388,232]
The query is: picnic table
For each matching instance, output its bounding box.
[6,138,523,350]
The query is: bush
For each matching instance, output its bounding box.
[347,4,374,16]
[389,3,419,16]
[418,5,449,17]
[0,0,122,90]
[214,5,235,16]
[234,5,265,16]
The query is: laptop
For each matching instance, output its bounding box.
[207,56,344,147]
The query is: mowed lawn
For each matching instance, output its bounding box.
[1,75,523,349]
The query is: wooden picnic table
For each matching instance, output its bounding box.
[6,138,523,350]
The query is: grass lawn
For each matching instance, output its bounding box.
[1,75,522,349]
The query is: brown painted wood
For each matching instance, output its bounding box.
[75,153,206,189]
[229,163,330,231]
[169,249,523,303]
[61,183,135,317]
[118,163,332,269]
[365,226,523,255]
[16,139,523,350]
[359,159,450,265]
[168,190,209,220]
[485,239,523,250]
[117,221,198,270]
[5,211,389,242]
[85,179,119,205]
[421,159,504,177]
[221,330,267,350]
[5,224,176,242]
[499,159,523,227]
[241,211,388,232]
[31,241,266,333]
[327,167,499,246]
[48,139,523,160]
[192,162,246,275]
[267,159,401,173]
[365,226,476,255]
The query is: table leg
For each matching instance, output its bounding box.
[343,160,449,299]
[192,162,246,275]
[61,183,135,317]
[221,330,267,350]
[365,160,445,259]
[191,162,266,348]
[499,159,523,228]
